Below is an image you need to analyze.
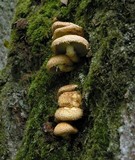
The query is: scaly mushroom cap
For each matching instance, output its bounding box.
[52,21,74,32]
[54,122,78,137]
[58,91,82,108]
[55,107,83,121]
[58,84,78,96]
[52,24,84,40]
[51,35,89,57]
[46,55,74,73]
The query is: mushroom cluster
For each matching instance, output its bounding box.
[54,84,83,138]
[46,21,89,73]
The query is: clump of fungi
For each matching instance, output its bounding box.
[53,84,83,138]
[46,21,89,73]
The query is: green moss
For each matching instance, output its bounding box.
[15,0,32,18]
[15,61,71,159]
[26,1,60,53]
[80,4,134,159]
[9,0,62,78]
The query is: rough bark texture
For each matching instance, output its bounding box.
[0,0,15,69]
[0,0,135,160]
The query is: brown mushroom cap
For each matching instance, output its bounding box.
[58,84,78,96]
[54,122,78,137]
[52,21,74,32]
[52,24,84,40]
[58,91,82,108]
[55,107,83,121]
[51,35,89,57]
[46,55,74,73]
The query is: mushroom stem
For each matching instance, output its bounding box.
[66,44,79,63]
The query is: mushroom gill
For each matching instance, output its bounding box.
[46,55,74,73]
[51,35,89,63]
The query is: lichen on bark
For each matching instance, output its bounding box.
[0,0,135,160]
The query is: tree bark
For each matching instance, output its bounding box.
[0,0,135,160]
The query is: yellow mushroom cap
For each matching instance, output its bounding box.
[58,91,82,108]
[58,84,78,96]
[55,107,83,121]
[54,122,78,137]
[52,24,84,40]
[52,21,75,32]
[51,35,89,57]
[46,55,74,73]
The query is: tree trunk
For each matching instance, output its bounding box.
[0,0,135,160]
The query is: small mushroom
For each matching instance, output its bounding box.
[58,91,82,108]
[55,107,83,122]
[52,21,74,33]
[58,84,78,96]
[46,55,74,73]
[51,35,89,63]
[52,24,84,40]
[54,122,78,138]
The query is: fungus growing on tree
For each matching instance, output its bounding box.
[57,84,78,96]
[46,21,89,73]
[52,23,84,40]
[58,91,82,108]
[53,84,83,138]
[52,21,74,32]
[54,122,78,138]
[51,35,89,62]
[55,107,83,122]
[46,55,74,73]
